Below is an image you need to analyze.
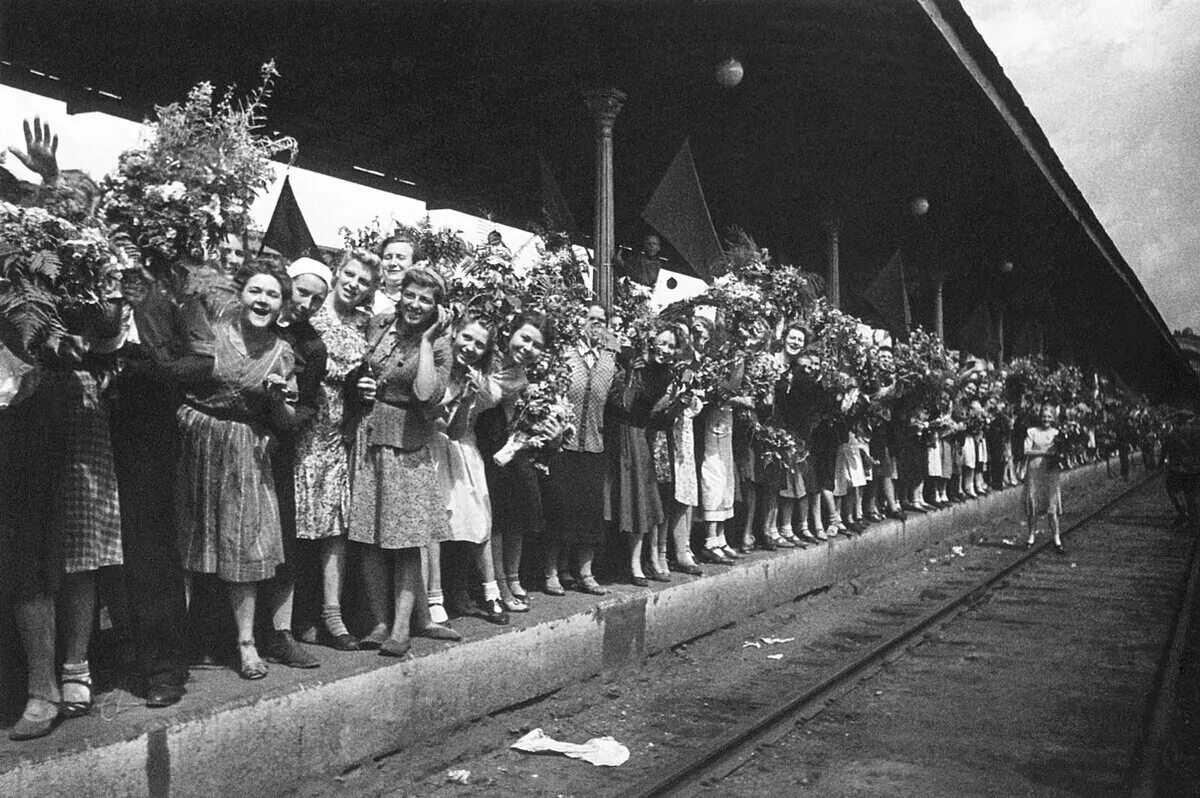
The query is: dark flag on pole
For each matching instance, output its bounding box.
[537,152,579,239]
[862,250,911,335]
[956,301,998,359]
[641,140,722,283]
[261,175,317,261]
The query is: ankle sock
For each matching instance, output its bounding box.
[482,580,501,602]
[60,660,90,704]
[321,605,350,638]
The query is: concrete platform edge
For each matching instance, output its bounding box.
[0,461,1122,798]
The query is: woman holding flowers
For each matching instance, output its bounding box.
[694,316,746,565]
[289,249,378,650]
[609,322,683,584]
[349,267,459,658]
[476,310,556,611]
[774,323,825,544]
[1024,403,1064,552]
[541,303,621,596]
[1,292,125,738]
[175,261,298,681]
[428,315,510,624]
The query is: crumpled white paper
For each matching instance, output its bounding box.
[510,728,630,766]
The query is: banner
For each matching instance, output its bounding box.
[862,250,911,334]
[261,175,318,261]
[641,140,721,282]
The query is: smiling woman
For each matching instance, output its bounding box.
[175,261,299,681]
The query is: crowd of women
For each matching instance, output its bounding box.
[0,83,1171,743]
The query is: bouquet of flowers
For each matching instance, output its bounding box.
[0,200,125,359]
[808,300,870,415]
[741,350,784,406]
[100,61,297,269]
[493,379,576,473]
[752,422,808,476]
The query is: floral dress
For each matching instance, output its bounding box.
[294,302,369,540]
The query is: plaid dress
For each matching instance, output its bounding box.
[0,369,122,600]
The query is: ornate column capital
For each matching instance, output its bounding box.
[583,87,627,134]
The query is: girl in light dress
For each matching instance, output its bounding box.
[1024,403,1064,552]
[427,316,510,625]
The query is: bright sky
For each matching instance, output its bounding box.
[960,0,1200,334]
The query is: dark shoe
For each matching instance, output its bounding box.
[1054,542,1066,555]
[358,628,388,651]
[579,576,608,596]
[379,637,411,658]
[266,631,320,669]
[646,568,672,583]
[58,675,93,719]
[631,575,650,587]
[479,599,510,626]
[722,546,744,560]
[502,596,531,613]
[320,629,361,651]
[418,623,463,641]
[845,521,865,535]
[543,575,567,596]
[669,560,704,576]
[758,537,780,551]
[145,683,185,708]
[901,502,925,514]
[697,547,735,565]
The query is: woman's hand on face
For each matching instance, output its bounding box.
[357,375,378,402]
[423,306,453,343]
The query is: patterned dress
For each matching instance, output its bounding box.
[294,302,369,540]
[176,319,296,583]
[348,319,452,550]
[542,342,621,548]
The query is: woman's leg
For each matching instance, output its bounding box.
[424,543,447,623]
[740,484,758,550]
[11,593,60,737]
[227,581,266,677]
[59,571,97,712]
[390,548,419,644]
[358,546,390,646]
[319,537,354,642]
[578,546,607,594]
[759,488,779,543]
[630,533,646,581]
[670,502,698,568]
[543,540,563,593]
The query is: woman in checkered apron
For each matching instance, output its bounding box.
[1,319,124,740]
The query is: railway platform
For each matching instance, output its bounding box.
[0,459,1162,798]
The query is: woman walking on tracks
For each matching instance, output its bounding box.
[1024,403,1064,553]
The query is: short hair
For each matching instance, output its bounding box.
[233,259,292,304]
[377,233,425,264]
[453,314,497,371]
[400,266,446,305]
[333,248,382,285]
[506,309,556,350]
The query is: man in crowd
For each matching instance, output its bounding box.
[614,232,665,288]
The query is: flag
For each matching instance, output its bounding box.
[538,152,579,239]
[862,250,911,334]
[956,302,998,358]
[641,140,722,283]
[261,175,317,261]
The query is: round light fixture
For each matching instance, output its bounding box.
[909,196,930,217]
[716,57,744,88]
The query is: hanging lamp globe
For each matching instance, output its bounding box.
[909,196,930,217]
[716,57,744,88]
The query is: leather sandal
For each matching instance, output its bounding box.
[58,675,93,719]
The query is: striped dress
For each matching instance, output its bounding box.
[176,318,296,582]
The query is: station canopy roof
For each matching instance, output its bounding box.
[3,0,1196,400]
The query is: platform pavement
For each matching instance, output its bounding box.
[0,460,1139,798]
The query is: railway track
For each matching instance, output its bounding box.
[615,473,1197,798]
